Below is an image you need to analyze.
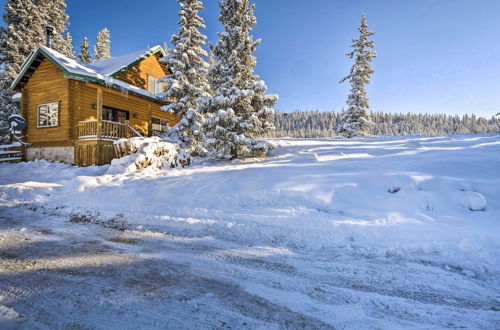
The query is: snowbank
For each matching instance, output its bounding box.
[1,135,499,273]
[107,137,190,175]
[1,134,499,329]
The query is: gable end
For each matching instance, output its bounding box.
[109,46,166,78]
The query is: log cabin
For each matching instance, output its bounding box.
[10,44,177,166]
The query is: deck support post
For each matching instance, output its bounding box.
[147,104,152,136]
[96,88,103,140]
[96,88,103,165]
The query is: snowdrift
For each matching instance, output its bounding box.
[107,137,190,175]
[1,135,499,275]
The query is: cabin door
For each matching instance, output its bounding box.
[102,106,130,124]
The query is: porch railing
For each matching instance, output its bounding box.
[78,120,98,139]
[77,120,139,140]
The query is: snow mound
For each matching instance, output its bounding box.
[0,305,20,320]
[107,137,190,175]
[456,191,487,211]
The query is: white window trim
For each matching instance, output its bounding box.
[151,117,170,133]
[155,80,163,94]
[37,101,60,128]
[148,75,164,94]
[148,75,158,94]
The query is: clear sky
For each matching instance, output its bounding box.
[2,0,500,116]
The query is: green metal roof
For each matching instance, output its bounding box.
[10,46,168,104]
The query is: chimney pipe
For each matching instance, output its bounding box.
[45,24,55,48]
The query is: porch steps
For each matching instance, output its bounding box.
[0,143,23,163]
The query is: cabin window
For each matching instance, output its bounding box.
[151,117,169,133]
[148,76,163,94]
[37,102,59,128]
[148,76,157,94]
[156,81,163,94]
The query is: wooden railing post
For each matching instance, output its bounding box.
[147,104,152,137]
[96,88,103,140]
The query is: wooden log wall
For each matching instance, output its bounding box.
[22,59,70,146]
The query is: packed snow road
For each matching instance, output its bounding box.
[0,135,499,329]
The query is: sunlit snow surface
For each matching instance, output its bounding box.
[0,135,499,329]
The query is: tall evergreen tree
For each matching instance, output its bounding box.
[199,0,278,160]
[78,37,92,63]
[338,15,376,138]
[0,0,45,138]
[37,0,75,58]
[0,72,17,140]
[58,31,75,58]
[0,0,74,137]
[160,0,210,156]
[93,28,111,61]
[0,0,45,79]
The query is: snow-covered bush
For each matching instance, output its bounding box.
[107,137,190,174]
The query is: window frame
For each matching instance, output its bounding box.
[151,117,170,133]
[148,75,158,94]
[37,101,60,128]
[148,75,164,94]
[155,80,163,94]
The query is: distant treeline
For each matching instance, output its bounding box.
[269,111,500,138]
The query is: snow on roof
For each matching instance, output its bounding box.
[11,45,167,102]
[40,45,98,76]
[88,47,165,77]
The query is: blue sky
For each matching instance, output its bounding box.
[2,0,500,116]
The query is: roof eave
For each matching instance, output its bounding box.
[64,72,167,103]
[10,47,167,104]
[10,49,40,92]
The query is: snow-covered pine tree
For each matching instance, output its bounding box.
[78,37,92,63]
[199,0,278,160]
[37,0,75,58]
[0,0,73,136]
[159,0,210,156]
[338,15,376,138]
[1,0,74,76]
[93,28,111,61]
[270,110,500,138]
[0,0,44,138]
[58,32,75,58]
[0,71,18,140]
[0,0,46,79]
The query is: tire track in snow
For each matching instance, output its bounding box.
[131,230,499,329]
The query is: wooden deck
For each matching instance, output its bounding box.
[75,119,142,166]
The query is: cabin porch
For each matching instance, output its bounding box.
[75,119,141,166]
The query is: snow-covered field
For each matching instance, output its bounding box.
[1,135,499,329]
